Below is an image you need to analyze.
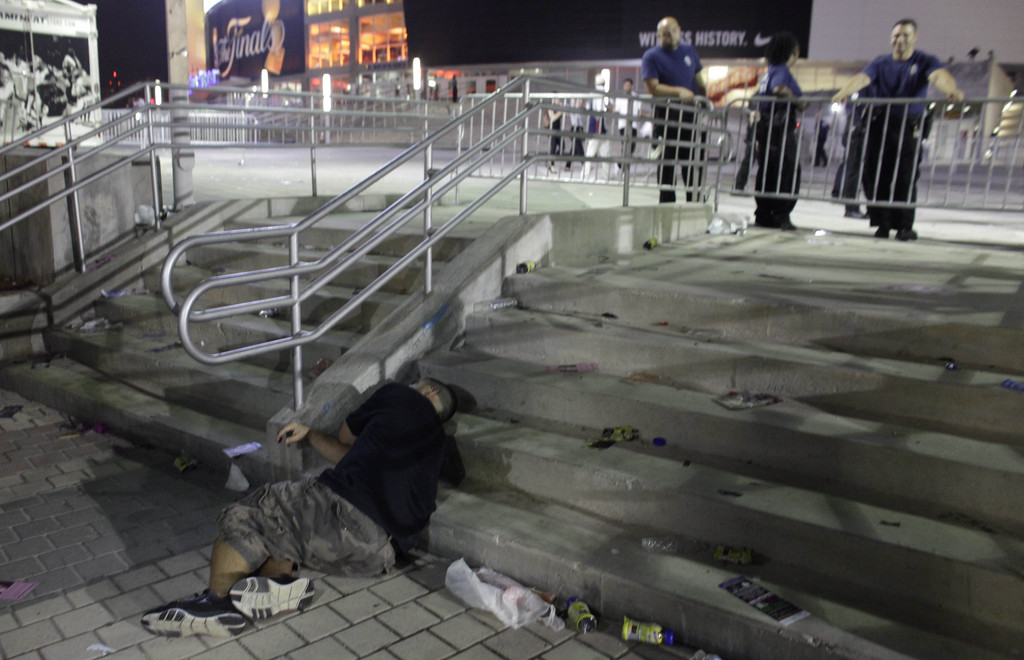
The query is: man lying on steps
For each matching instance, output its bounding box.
[142,378,459,637]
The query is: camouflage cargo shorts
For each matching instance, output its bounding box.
[217,475,395,576]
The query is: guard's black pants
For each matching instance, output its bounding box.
[654,104,703,203]
[861,114,923,232]
[753,118,801,226]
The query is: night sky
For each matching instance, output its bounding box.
[92,0,168,97]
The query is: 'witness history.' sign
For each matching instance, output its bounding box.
[405,0,812,64]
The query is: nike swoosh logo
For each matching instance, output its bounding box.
[753,33,772,47]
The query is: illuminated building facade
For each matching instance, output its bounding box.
[204,0,409,95]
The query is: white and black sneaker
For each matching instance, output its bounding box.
[141,590,248,637]
[229,576,314,621]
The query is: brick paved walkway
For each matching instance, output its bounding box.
[0,389,687,660]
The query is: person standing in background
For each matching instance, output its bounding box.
[832,19,963,240]
[642,17,708,203]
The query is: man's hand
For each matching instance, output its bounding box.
[678,87,695,103]
[276,422,309,445]
[947,88,965,103]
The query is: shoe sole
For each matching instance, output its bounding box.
[141,607,248,637]
[230,577,314,621]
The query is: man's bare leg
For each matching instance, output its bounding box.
[209,538,253,597]
[257,557,296,579]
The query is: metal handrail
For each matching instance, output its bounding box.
[163,75,721,408]
[0,82,455,273]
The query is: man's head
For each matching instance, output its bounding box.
[412,379,457,422]
[622,78,634,94]
[890,19,918,61]
[657,17,682,51]
[765,32,800,66]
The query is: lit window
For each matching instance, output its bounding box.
[307,0,345,15]
[358,11,406,64]
[308,19,350,69]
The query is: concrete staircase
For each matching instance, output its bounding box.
[0,195,472,483]
[2,189,1022,659]
[418,231,1024,660]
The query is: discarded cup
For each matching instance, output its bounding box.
[622,615,674,645]
[713,545,753,565]
[566,597,597,633]
[174,453,197,473]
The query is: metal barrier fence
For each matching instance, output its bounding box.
[98,87,453,147]
[457,87,1024,214]
[456,86,726,205]
[719,95,1024,213]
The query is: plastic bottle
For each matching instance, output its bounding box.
[640,536,679,553]
[516,261,537,273]
[622,615,674,645]
[474,297,518,312]
[566,597,596,633]
[643,238,660,250]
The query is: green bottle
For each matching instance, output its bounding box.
[566,597,596,633]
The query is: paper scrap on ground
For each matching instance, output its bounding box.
[224,442,262,458]
[714,391,781,410]
[0,581,38,601]
[719,576,809,626]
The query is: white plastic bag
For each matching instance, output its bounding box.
[445,558,564,630]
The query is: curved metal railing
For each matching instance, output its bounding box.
[159,75,729,408]
[0,82,453,272]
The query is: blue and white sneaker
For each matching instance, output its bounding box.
[229,576,314,621]
[141,590,248,637]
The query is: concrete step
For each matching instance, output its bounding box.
[222,213,475,262]
[427,486,1007,660]
[424,398,1024,653]
[147,265,405,332]
[502,259,1024,377]
[93,293,357,372]
[180,243,434,295]
[460,306,1024,445]
[43,325,294,430]
[0,358,281,485]
[422,350,1024,538]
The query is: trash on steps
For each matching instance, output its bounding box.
[445,558,564,630]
